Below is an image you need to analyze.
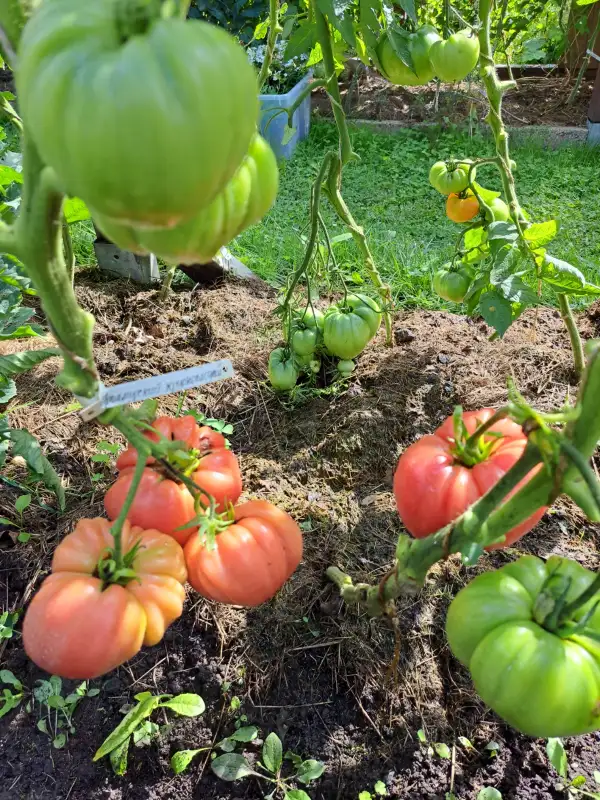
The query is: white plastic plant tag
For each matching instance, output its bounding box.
[78,360,234,422]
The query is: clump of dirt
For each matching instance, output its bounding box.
[1,273,599,800]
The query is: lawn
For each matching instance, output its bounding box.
[231,121,600,309]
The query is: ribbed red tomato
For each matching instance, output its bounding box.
[22,518,187,679]
[184,500,303,606]
[394,409,546,549]
[105,416,242,546]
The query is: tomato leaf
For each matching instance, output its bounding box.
[539,255,586,293]
[523,220,558,248]
[296,758,325,784]
[479,291,513,337]
[211,753,259,781]
[94,696,164,760]
[358,0,383,65]
[160,693,205,717]
[263,732,283,774]
[396,0,417,23]
[387,27,414,70]
[0,347,59,378]
[496,275,538,305]
[0,376,16,403]
[284,21,316,60]
[472,183,501,203]
[63,197,91,224]
[487,221,519,252]
[171,748,204,775]
[316,0,356,47]
[546,737,568,778]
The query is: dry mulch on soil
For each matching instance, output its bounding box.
[313,69,593,128]
[1,273,599,800]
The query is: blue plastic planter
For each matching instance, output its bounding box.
[259,72,312,160]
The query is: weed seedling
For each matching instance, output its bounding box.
[33,675,99,749]
[547,738,600,798]
[90,439,119,483]
[0,669,24,719]
[417,728,451,760]
[359,780,388,798]
[94,691,205,776]
[0,493,33,542]
[0,609,20,640]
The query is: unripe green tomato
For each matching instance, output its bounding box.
[309,359,321,374]
[432,264,473,303]
[294,352,313,368]
[17,0,259,228]
[337,359,356,376]
[378,26,441,86]
[93,135,279,264]
[283,306,325,342]
[429,160,475,195]
[324,307,373,360]
[268,348,298,391]
[291,326,318,356]
[429,29,480,82]
[345,293,383,338]
[484,197,510,223]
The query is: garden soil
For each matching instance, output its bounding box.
[1,274,599,800]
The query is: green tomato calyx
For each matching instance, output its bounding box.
[115,0,163,42]
[449,406,505,467]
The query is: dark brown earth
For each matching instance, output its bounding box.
[1,274,600,800]
[313,68,594,128]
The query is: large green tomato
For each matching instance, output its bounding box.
[93,135,278,264]
[284,306,325,342]
[432,264,473,302]
[484,197,510,223]
[345,294,382,338]
[429,30,480,83]
[17,0,259,228]
[291,327,318,356]
[268,349,298,391]
[446,555,600,737]
[429,160,475,195]
[378,26,441,86]
[324,305,374,360]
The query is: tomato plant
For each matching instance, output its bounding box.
[377,26,440,86]
[323,294,381,360]
[446,192,480,223]
[93,134,279,264]
[429,160,475,195]
[432,264,474,302]
[17,0,259,228]
[429,29,481,82]
[394,408,546,548]
[184,500,303,606]
[22,518,187,679]
[447,555,600,737]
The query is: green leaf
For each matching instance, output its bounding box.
[15,494,31,514]
[9,429,65,510]
[285,791,311,800]
[396,0,416,22]
[37,718,49,733]
[479,291,513,337]
[0,347,59,379]
[358,0,382,52]
[228,725,259,743]
[0,669,21,689]
[387,27,414,70]
[487,221,519,252]
[171,748,204,775]
[160,693,205,718]
[359,793,373,800]
[296,758,325,784]
[63,197,91,224]
[47,694,65,709]
[263,732,283,774]
[53,733,67,749]
[129,398,158,424]
[316,0,356,47]
[211,753,258,781]
[253,18,270,40]
[540,255,586,293]
[374,781,387,796]
[496,275,538,305]
[546,737,567,778]
[433,742,451,759]
[571,775,587,788]
[472,183,501,203]
[458,736,474,751]
[576,0,599,6]
[477,790,502,800]
[417,729,427,743]
[0,376,16,403]
[282,124,297,146]
[94,695,163,760]
[110,736,131,776]
[17,531,31,543]
[284,21,315,60]
[523,221,558,248]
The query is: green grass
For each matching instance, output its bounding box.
[232,122,600,310]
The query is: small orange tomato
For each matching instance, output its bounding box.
[22,518,187,679]
[446,192,479,223]
[184,500,303,607]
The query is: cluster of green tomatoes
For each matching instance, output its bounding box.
[268,294,383,391]
[428,159,511,305]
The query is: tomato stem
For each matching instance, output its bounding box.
[462,407,510,451]
[559,440,600,519]
[257,0,283,92]
[557,574,600,625]
[108,442,149,571]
